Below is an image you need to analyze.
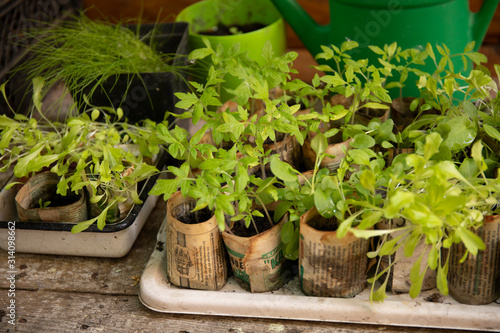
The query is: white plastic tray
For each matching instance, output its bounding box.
[139,216,500,331]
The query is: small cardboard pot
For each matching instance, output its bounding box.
[302,137,353,173]
[263,134,302,169]
[299,207,369,297]
[448,215,500,305]
[222,206,290,293]
[376,219,436,293]
[166,191,228,291]
[15,171,87,223]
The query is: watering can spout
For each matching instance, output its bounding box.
[271,0,330,57]
[472,0,500,50]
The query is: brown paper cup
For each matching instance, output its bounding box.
[15,171,87,223]
[448,215,500,305]
[376,219,436,293]
[222,209,290,293]
[166,191,228,291]
[300,207,369,297]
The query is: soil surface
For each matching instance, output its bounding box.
[231,209,275,237]
[176,207,213,224]
[30,192,81,208]
[307,215,338,232]
[198,23,266,36]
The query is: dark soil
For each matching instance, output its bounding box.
[30,191,81,209]
[231,209,275,237]
[307,215,338,232]
[176,207,213,224]
[198,23,266,36]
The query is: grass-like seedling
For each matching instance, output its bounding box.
[13,13,182,104]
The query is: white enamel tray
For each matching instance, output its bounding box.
[139,216,500,331]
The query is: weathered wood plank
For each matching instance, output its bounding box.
[0,290,460,333]
[0,198,167,295]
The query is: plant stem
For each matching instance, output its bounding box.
[253,192,274,228]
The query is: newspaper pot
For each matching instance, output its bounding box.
[84,166,138,224]
[376,219,436,293]
[73,22,189,124]
[448,215,500,305]
[165,191,228,291]
[302,137,353,173]
[299,207,369,297]
[86,183,137,224]
[263,134,302,169]
[15,172,87,223]
[222,205,290,293]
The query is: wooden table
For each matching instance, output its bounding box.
[1,46,499,333]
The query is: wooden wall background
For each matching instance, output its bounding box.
[82,0,500,49]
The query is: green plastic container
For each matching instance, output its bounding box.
[176,0,286,102]
[271,0,499,96]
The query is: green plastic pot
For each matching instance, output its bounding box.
[176,0,286,102]
[271,0,499,97]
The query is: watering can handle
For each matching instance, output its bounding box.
[472,0,500,50]
[270,0,330,57]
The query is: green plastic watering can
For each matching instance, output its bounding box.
[271,0,499,95]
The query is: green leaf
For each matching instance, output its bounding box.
[320,74,346,87]
[351,134,375,149]
[28,154,59,174]
[459,158,479,178]
[441,116,477,152]
[458,228,486,256]
[409,263,426,298]
[337,212,360,239]
[270,156,297,183]
[149,179,180,200]
[188,47,213,61]
[423,132,443,162]
[483,123,500,142]
[215,208,225,231]
[379,234,404,256]
[362,102,390,110]
[410,251,424,283]
[437,258,449,295]
[368,45,385,55]
[359,169,375,194]
[350,227,396,239]
[427,245,439,270]
[216,194,235,216]
[275,201,293,224]
[311,133,328,156]
[198,158,224,170]
[314,188,336,218]
[466,52,488,65]
[281,220,295,243]
[348,149,370,166]
[32,77,45,112]
[91,108,100,121]
[13,143,44,177]
[71,217,98,233]
[403,230,422,258]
